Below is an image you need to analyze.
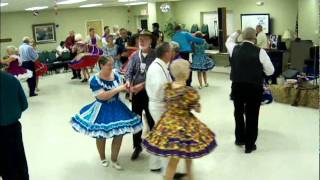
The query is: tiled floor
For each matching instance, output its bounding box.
[19,71,319,180]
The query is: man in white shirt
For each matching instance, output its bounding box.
[146,42,173,172]
[225,28,274,154]
[256,25,269,49]
[56,41,69,58]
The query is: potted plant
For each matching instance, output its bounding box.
[163,20,188,40]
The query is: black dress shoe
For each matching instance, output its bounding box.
[29,93,38,97]
[71,76,77,79]
[173,173,187,179]
[150,168,162,173]
[78,76,82,79]
[245,145,257,154]
[81,79,88,83]
[235,141,245,146]
[131,147,142,160]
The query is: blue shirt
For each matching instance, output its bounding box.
[19,43,38,62]
[172,31,204,53]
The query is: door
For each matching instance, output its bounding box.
[202,11,235,36]
[141,19,148,30]
[86,20,103,47]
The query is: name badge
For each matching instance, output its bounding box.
[140,63,146,73]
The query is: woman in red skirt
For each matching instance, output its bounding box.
[34,60,48,92]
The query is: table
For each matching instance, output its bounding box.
[205,50,220,55]
[205,50,230,67]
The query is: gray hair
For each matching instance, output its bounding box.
[156,42,171,58]
[242,27,257,41]
[6,46,18,53]
[256,24,263,29]
[170,59,190,81]
[170,41,180,53]
[22,36,31,44]
[74,33,82,41]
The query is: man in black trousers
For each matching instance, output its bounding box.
[125,30,156,161]
[19,36,39,97]
[0,71,29,180]
[225,28,274,153]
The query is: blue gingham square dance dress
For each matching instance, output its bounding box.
[71,72,143,139]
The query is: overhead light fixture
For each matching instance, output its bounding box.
[80,3,103,8]
[256,1,264,6]
[160,3,171,13]
[0,2,8,7]
[57,0,87,5]
[25,6,48,11]
[125,2,147,6]
[118,0,136,2]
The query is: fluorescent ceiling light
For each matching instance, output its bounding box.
[125,2,147,6]
[118,0,136,2]
[256,1,264,6]
[0,2,8,7]
[57,0,87,5]
[25,6,48,11]
[80,3,103,8]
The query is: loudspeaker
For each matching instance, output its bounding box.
[310,46,319,59]
[269,35,281,49]
[218,7,227,53]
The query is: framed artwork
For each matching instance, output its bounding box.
[32,23,56,43]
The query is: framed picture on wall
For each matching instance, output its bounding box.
[32,23,56,44]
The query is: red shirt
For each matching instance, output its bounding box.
[65,36,75,50]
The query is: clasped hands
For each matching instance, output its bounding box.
[120,81,144,95]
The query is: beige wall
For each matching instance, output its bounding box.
[0,5,147,56]
[163,0,299,36]
[298,0,320,44]
[1,0,319,56]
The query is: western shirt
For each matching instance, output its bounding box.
[125,49,156,85]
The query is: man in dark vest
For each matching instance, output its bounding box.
[225,28,274,153]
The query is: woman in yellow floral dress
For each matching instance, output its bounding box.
[142,60,217,180]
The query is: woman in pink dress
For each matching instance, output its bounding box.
[70,33,91,82]
[1,46,32,81]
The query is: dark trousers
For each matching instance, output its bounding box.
[0,122,29,180]
[70,52,81,78]
[231,82,263,149]
[180,52,192,86]
[22,61,36,96]
[132,90,154,149]
[72,69,81,78]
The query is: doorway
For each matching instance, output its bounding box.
[86,20,103,47]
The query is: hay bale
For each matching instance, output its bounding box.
[270,85,319,109]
